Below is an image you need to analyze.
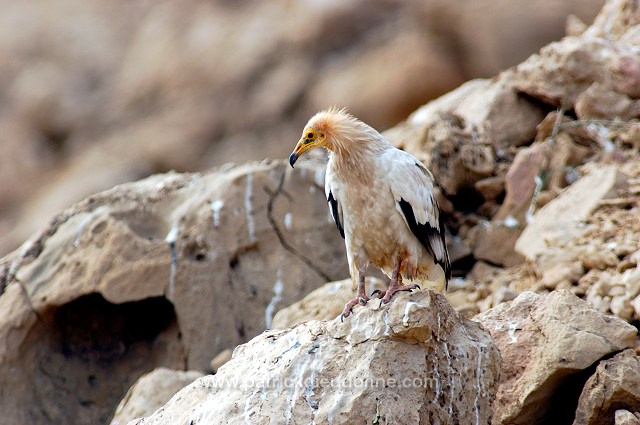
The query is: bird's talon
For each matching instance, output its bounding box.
[358,297,368,305]
[415,284,421,290]
[371,289,382,298]
[340,313,345,323]
[378,299,383,308]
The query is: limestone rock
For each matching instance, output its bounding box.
[210,349,233,374]
[477,290,637,425]
[386,74,546,199]
[0,161,348,425]
[512,0,640,109]
[110,368,204,425]
[615,410,640,425]
[573,350,640,425]
[515,165,627,261]
[135,290,501,425]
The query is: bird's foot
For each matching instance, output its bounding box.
[371,284,420,304]
[340,295,370,321]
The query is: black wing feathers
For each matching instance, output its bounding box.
[328,191,345,239]
[398,198,452,282]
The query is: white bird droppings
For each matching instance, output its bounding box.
[265,264,284,330]
[165,224,179,301]
[284,212,293,230]
[245,173,256,243]
[210,199,224,228]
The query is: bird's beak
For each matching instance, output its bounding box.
[289,138,315,168]
[289,152,299,168]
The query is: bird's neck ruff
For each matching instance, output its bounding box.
[311,108,390,178]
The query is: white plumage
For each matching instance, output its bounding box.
[289,108,450,319]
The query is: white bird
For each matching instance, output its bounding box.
[289,108,450,319]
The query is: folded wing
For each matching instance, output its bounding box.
[381,149,451,281]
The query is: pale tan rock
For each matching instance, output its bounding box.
[209,349,233,374]
[0,161,348,425]
[615,409,640,425]
[513,0,640,111]
[573,350,640,425]
[473,141,545,267]
[134,290,501,425]
[477,290,637,425]
[581,247,622,271]
[541,261,584,289]
[110,368,204,425]
[611,295,634,322]
[575,82,640,121]
[516,166,627,261]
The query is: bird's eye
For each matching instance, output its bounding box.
[307,132,314,139]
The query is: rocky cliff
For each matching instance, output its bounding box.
[3,0,640,424]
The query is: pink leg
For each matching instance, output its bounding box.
[371,260,420,304]
[341,265,369,321]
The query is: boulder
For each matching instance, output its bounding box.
[573,350,640,425]
[515,165,627,261]
[110,368,204,425]
[615,410,640,425]
[387,73,546,198]
[512,0,640,109]
[474,125,591,267]
[0,161,348,425]
[477,290,637,425]
[135,290,501,425]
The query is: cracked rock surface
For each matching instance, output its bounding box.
[477,291,637,425]
[0,160,347,425]
[134,290,500,425]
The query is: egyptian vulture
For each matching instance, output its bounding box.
[289,108,451,319]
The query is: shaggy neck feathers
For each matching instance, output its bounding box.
[307,108,390,179]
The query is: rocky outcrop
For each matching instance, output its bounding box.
[0,161,348,425]
[110,368,204,425]
[477,291,637,425]
[573,350,640,425]
[135,290,501,425]
[515,165,627,261]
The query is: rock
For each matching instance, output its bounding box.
[135,290,501,425]
[581,246,621,271]
[539,253,584,290]
[475,127,591,267]
[390,72,546,178]
[573,350,640,425]
[0,161,348,425]
[575,82,640,121]
[615,410,640,425]
[515,165,627,261]
[611,295,634,322]
[210,349,233,374]
[477,290,637,425]
[472,141,545,267]
[110,368,204,425]
[513,0,640,109]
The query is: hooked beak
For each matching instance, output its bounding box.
[289,138,315,168]
[289,152,299,168]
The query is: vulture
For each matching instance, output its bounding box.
[289,108,450,320]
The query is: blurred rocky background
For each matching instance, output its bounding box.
[9,0,640,424]
[0,0,604,257]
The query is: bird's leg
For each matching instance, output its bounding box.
[340,265,369,321]
[372,260,420,304]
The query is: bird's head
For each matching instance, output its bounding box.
[289,107,370,168]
